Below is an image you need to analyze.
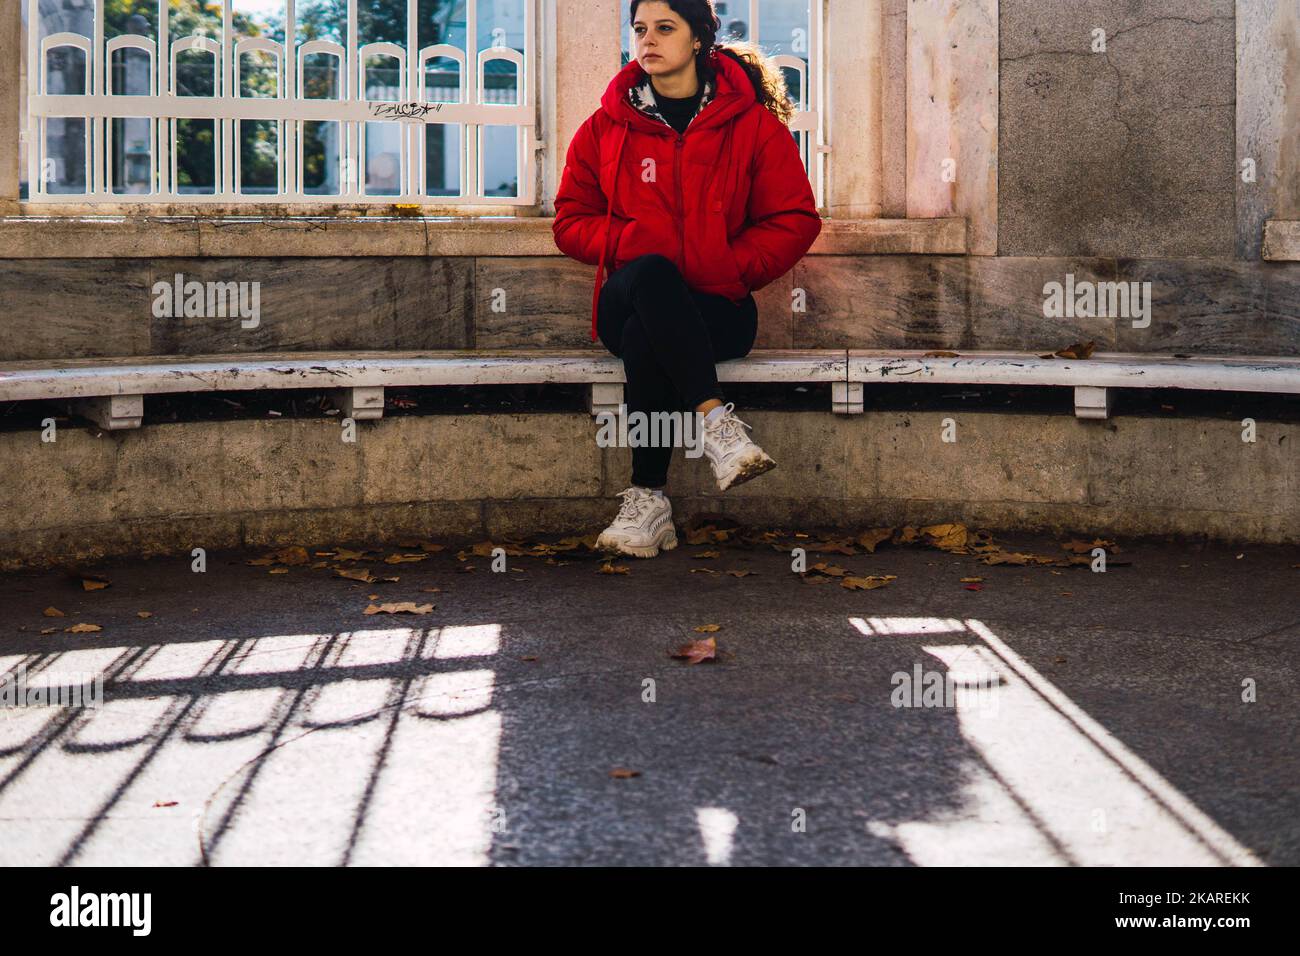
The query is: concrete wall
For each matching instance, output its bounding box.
[1,408,1294,570]
[3,253,1296,360]
[1000,0,1237,258]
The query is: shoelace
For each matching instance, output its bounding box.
[613,486,654,523]
[705,402,754,449]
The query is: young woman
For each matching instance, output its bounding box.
[552,0,822,558]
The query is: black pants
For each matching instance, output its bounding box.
[596,253,759,489]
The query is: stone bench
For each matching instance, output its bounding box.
[2,349,1297,430]
[0,350,849,429]
[845,350,1300,418]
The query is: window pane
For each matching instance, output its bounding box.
[175,50,217,97]
[111,117,153,193]
[110,47,152,96]
[176,118,217,194]
[303,120,342,195]
[425,123,461,196]
[480,124,516,198]
[240,120,279,194]
[239,50,280,98]
[43,119,89,194]
[302,52,341,99]
[365,122,402,195]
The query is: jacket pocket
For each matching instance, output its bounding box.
[613,217,644,267]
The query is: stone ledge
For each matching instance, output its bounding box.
[1263,220,1300,261]
[0,408,1294,570]
[0,216,967,258]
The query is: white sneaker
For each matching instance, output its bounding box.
[700,402,776,491]
[595,486,679,558]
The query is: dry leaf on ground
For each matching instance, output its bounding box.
[65,623,102,633]
[598,562,630,575]
[43,607,65,617]
[363,602,434,615]
[841,575,897,590]
[693,623,722,633]
[671,637,717,664]
[247,546,309,567]
[609,768,641,779]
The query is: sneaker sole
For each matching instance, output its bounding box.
[596,527,679,559]
[717,452,777,492]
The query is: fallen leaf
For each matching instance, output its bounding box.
[598,562,630,575]
[39,628,56,635]
[856,528,894,553]
[81,575,111,591]
[65,623,102,633]
[43,607,65,617]
[964,584,984,591]
[520,656,539,662]
[152,801,178,808]
[693,550,721,559]
[807,562,848,577]
[1061,538,1114,553]
[921,523,968,551]
[690,567,719,575]
[609,768,641,779]
[362,602,434,615]
[807,538,858,556]
[269,567,289,575]
[693,624,722,633]
[334,548,372,561]
[841,575,897,590]
[335,568,377,584]
[384,553,428,564]
[960,577,984,583]
[671,637,717,664]
[725,570,755,578]
[247,546,309,567]
[1054,340,1096,360]
[420,587,442,593]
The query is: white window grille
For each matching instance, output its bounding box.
[622,0,825,209]
[25,0,540,204]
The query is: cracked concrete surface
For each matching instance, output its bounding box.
[1000,1,1236,257]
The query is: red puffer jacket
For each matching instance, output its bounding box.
[553,49,822,342]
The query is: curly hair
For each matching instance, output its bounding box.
[627,0,797,127]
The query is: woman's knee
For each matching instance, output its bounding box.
[627,253,682,291]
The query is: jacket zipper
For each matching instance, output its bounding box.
[674,132,685,274]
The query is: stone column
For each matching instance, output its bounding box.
[905,0,998,254]
[544,0,622,213]
[0,0,22,213]
[1237,0,1300,259]
[826,0,884,219]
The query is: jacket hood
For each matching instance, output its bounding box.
[600,48,758,135]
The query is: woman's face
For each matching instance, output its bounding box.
[632,2,699,78]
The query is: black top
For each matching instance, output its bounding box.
[654,84,704,136]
